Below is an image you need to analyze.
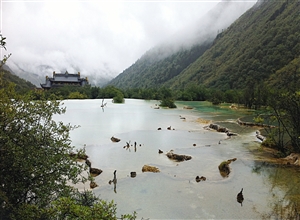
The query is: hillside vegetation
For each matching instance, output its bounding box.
[0,68,36,91]
[108,1,300,91]
[111,42,212,88]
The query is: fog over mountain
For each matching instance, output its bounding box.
[2,1,255,87]
[137,1,256,64]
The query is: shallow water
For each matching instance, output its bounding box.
[55,99,300,219]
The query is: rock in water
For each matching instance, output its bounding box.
[111,136,121,142]
[90,181,98,189]
[142,165,160,173]
[166,151,192,162]
[90,167,103,177]
[130,171,137,178]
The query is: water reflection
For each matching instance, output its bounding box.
[100,98,107,112]
[252,161,300,219]
[123,141,141,152]
[108,170,117,193]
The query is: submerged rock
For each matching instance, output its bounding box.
[166,151,192,162]
[142,165,160,173]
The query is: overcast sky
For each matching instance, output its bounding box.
[1,0,255,78]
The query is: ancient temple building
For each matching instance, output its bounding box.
[41,71,89,89]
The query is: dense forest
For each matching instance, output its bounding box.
[109,42,212,89]
[108,1,300,91]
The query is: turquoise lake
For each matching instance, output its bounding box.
[54,99,300,219]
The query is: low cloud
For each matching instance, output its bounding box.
[1,1,255,83]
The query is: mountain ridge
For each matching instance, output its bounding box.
[108,1,300,91]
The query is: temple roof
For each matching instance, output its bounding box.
[41,71,89,89]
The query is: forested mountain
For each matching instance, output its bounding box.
[0,65,36,91]
[110,43,212,88]
[108,0,300,91]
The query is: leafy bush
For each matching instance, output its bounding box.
[113,92,125,103]
[159,98,177,108]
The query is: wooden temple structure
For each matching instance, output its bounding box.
[41,71,89,89]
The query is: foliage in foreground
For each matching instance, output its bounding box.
[0,79,137,219]
[0,75,134,219]
[0,35,136,219]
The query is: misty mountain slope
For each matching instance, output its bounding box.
[167,0,300,90]
[108,1,255,89]
[6,63,49,87]
[6,62,114,88]
[0,66,36,91]
[109,42,212,88]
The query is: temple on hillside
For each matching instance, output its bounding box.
[40,71,89,89]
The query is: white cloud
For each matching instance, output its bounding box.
[1,0,255,80]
